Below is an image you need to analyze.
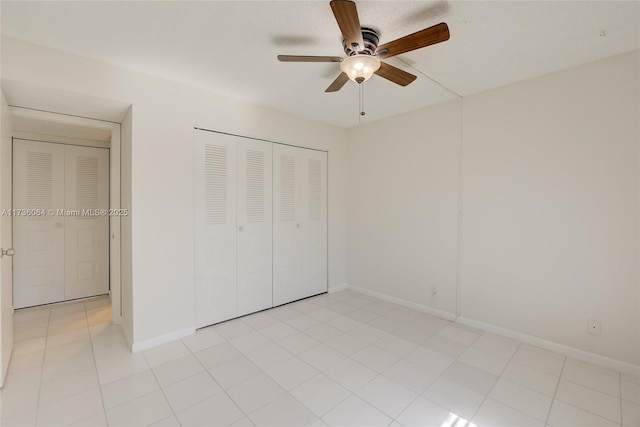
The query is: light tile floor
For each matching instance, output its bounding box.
[1,290,639,426]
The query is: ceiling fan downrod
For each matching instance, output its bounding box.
[342,27,380,56]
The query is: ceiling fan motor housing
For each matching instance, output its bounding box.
[343,27,380,56]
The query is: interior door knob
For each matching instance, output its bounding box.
[239,226,244,232]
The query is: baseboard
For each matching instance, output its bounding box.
[121,323,134,352]
[131,327,195,353]
[339,284,640,377]
[328,283,349,294]
[456,316,640,378]
[345,283,458,321]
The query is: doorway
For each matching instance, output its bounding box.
[8,107,122,323]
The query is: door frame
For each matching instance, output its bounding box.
[10,107,122,324]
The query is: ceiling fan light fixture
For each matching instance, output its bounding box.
[340,54,380,84]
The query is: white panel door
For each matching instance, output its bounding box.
[273,144,304,305]
[273,144,327,306]
[194,130,237,328]
[302,151,328,297]
[64,146,109,300]
[13,140,65,308]
[1,91,14,387]
[236,139,272,316]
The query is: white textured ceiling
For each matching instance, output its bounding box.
[1,1,639,128]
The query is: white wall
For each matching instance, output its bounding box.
[1,37,348,347]
[346,101,461,315]
[347,51,639,366]
[460,51,639,366]
[3,36,637,368]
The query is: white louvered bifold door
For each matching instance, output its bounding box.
[64,145,109,300]
[302,150,328,298]
[273,144,303,305]
[273,144,327,306]
[194,131,237,328]
[236,139,272,316]
[13,140,66,308]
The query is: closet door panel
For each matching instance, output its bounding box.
[13,140,65,308]
[64,145,109,300]
[302,151,328,297]
[273,144,327,306]
[194,131,237,328]
[273,144,304,306]
[236,139,272,316]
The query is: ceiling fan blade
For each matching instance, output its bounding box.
[325,72,350,92]
[278,55,343,63]
[376,22,449,59]
[330,0,365,52]
[375,62,417,86]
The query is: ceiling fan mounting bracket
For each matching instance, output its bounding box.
[342,27,380,56]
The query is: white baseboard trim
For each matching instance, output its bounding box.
[344,284,457,321]
[131,327,195,353]
[456,316,640,377]
[121,323,134,351]
[328,283,349,294]
[339,284,640,377]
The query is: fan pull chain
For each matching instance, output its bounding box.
[359,83,366,124]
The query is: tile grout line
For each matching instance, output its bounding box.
[24,291,634,427]
[243,319,352,424]
[619,371,624,427]
[32,305,52,427]
[222,295,384,424]
[560,370,624,399]
[140,347,184,425]
[316,298,457,425]
[86,300,110,425]
[185,335,260,425]
[9,301,97,425]
[299,297,389,420]
[39,300,109,424]
[553,364,625,425]
[40,299,121,424]
[466,335,521,423]
[352,323,451,424]
[544,354,567,426]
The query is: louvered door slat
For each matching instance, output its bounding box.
[205,145,228,225]
[308,158,321,221]
[194,131,237,328]
[245,150,265,223]
[76,156,100,209]
[279,154,295,222]
[237,140,272,316]
[26,151,53,209]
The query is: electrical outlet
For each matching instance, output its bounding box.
[587,318,601,336]
[431,287,438,297]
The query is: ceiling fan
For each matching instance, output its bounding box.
[277,0,450,92]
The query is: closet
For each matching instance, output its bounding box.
[13,139,109,308]
[193,130,327,328]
